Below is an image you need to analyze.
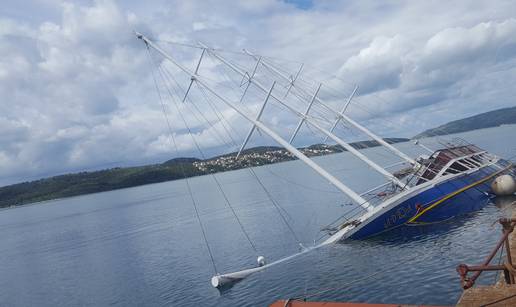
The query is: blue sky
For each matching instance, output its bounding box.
[1,0,516,186]
[285,0,313,9]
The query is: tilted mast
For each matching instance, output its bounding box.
[200,43,406,188]
[135,32,373,211]
[242,49,416,166]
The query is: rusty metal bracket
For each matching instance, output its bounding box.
[456,218,516,289]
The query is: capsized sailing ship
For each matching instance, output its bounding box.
[135,32,515,288]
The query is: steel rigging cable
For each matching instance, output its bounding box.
[145,45,219,274]
[193,75,303,245]
[153,56,260,255]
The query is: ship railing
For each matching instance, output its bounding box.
[383,161,409,169]
[456,218,516,289]
[405,172,429,187]
[360,181,403,205]
[359,181,395,197]
[318,182,397,236]
[321,180,400,232]
[318,206,366,237]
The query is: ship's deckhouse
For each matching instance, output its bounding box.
[415,145,498,184]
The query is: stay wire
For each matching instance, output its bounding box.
[282,82,406,175]
[195,82,241,143]
[250,166,302,244]
[195,56,376,228]
[161,58,299,244]
[195,80,303,245]
[155,39,505,148]
[266,57,457,145]
[154,61,259,254]
[199,93,304,234]
[145,46,219,274]
[213,55,406,204]
[196,81,296,225]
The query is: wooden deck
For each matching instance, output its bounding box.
[456,202,516,306]
[456,284,516,306]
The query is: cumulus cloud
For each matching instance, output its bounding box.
[1,0,516,186]
[424,19,516,66]
[335,16,516,137]
[0,0,153,184]
[337,35,408,94]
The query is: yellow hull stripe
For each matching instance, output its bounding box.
[407,163,512,224]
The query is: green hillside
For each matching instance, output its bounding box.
[0,138,406,208]
[415,106,516,138]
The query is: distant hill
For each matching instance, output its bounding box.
[0,138,407,208]
[162,157,201,166]
[415,106,516,139]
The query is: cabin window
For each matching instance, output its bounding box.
[471,155,483,164]
[465,158,480,167]
[443,161,468,175]
[460,159,477,168]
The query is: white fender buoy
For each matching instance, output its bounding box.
[257,256,266,267]
[491,174,516,196]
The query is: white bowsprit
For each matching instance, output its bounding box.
[211,247,318,288]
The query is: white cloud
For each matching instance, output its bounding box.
[335,17,516,133]
[424,19,516,65]
[337,35,408,94]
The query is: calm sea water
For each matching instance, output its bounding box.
[1,125,516,306]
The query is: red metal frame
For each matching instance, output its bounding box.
[456,218,516,289]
